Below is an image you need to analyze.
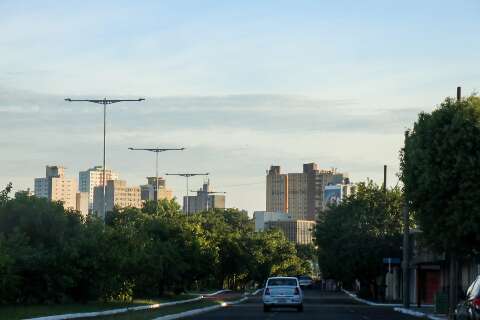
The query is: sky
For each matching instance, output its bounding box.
[1,0,479,214]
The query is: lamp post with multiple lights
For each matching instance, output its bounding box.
[165,173,209,214]
[65,97,145,218]
[128,147,185,210]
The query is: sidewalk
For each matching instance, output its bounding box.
[394,306,447,320]
[342,289,447,320]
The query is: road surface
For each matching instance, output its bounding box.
[187,290,417,320]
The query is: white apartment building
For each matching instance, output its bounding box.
[34,166,77,210]
[79,166,119,210]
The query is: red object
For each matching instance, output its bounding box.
[265,288,270,295]
[294,287,300,295]
[472,298,480,309]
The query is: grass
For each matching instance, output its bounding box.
[0,294,196,320]
[75,300,220,320]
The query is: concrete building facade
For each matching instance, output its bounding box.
[253,211,294,232]
[93,180,141,218]
[183,180,225,214]
[140,177,173,202]
[76,192,89,217]
[266,163,349,220]
[266,166,288,213]
[265,220,316,245]
[79,166,119,210]
[34,166,77,210]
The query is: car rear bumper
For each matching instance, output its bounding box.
[263,297,302,306]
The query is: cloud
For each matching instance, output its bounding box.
[0,87,420,213]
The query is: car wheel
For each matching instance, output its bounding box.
[263,305,270,312]
[297,304,304,312]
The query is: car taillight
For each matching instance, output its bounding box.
[294,287,300,295]
[265,288,270,295]
[473,298,480,309]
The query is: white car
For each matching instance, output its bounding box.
[298,275,314,288]
[262,276,303,312]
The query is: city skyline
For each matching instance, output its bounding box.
[2,1,479,213]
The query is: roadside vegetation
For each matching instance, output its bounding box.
[0,186,309,316]
[315,181,404,299]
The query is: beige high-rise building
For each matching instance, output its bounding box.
[76,192,89,217]
[288,173,308,220]
[93,180,141,218]
[266,166,288,213]
[79,166,119,210]
[266,163,349,221]
[34,165,77,210]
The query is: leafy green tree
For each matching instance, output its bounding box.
[315,182,403,293]
[401,96,480,254]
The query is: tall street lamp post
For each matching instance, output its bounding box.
[165,173,209,214]
[128,147,185,210]
[65,97,145,219]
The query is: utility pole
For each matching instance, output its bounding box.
[383,165,387,193]
[65,97,145,219]
[128,147,185,211]
[165,173,209,214]
[448,87,462,317]
[402,132,410,308]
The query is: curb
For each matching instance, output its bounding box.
[203,289,231,297]
[342,289,402,307]
[23,296,205,320]
[243,288,263,297]
[152,297,248,320]
[394,307,447,320]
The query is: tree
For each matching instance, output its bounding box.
[401,96,480,254]
[400,95,480,314]
[315,181,403,297]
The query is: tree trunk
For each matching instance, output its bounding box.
[448,252,459,319]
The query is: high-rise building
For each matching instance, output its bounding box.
[76,192,89,217]
[34,165,77,210]
[140,177,173,202]
[266,166,288,213]
[93,180,141,218]
[183,180,225,214]
[266,163,349,220]
[79,166,119,210]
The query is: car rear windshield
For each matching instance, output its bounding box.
[267,278,297,286]
[298,276,312,280]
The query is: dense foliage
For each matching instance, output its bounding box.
[0,185,308,304]
[400,96,480,254]
[315,181,403,293]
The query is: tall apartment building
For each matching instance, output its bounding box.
[79,166,119,210]
[140,177,173,202]
[34,166,77,210]
[266,163,348,220]
[93,180,141,218]
[183,180,225,214]
[266,166,288,213]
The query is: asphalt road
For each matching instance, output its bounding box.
[186,290,418,320]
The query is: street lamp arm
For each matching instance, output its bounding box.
[65,98,145,104]
[128,147,185,152]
